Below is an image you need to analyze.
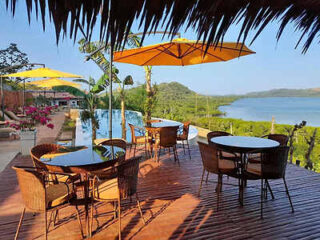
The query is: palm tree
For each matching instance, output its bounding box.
[127,34,155,122]
[78,39,133,140]
[117,75,134,139]
[74,77,102,144]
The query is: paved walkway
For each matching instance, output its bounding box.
[0,111,65,172]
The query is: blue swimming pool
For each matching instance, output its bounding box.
[75,109,198,145]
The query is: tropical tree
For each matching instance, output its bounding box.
[117,75,134,139]
[126,33,155,122]
[78,39,133,139]
[73,77,104,144]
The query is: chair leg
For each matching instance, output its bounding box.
[205,171,209,184]
[266,179,275,200]
[217,184,220,211]
[283,177,294,213]
[44,210,48,240]
[260,179,264,219]
[75,205,84,238]
[53,209,59,227]
[182,141,185,154]
[136,193,146,225]
[133,144,137,157]
[118,197,121,240]
[15,207,26,240]
[198,168,205,196]
[186,140,191,160]
[173,145,180,166]
[90,197,94,236]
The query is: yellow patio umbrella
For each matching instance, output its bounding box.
[0,67,82,113]
[1,67,82,78]
[113,38,255,66]
[27,78,81,89]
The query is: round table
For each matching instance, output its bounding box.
[40,145,125,173]
[210,136,279,205]
[210,136,280,153]
[40,145,126,237]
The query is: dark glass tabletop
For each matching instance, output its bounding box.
[40,145,125,167]
[210,136,280,152]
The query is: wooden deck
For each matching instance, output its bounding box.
[1,145,320,239]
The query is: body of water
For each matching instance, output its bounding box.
[219,97,320,127]
[75,109,198,145]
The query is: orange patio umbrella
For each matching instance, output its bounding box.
[113,38,255,66]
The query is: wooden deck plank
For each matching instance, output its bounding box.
[1,145,320,239]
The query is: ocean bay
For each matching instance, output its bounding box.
[219,97,320,127]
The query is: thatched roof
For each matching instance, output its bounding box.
[5,0,320,53]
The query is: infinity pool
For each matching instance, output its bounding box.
[75,109,198,145]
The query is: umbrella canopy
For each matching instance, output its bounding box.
[27,78,81,89]
[114,38,255,66]
[1,67,82,78]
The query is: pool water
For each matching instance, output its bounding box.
[75,109,198,145]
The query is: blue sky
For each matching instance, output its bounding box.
[1,2,320,95]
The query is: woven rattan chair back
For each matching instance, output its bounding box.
[207,131,232,143]
[261,146,289,179]
[128,123,138,143]
[179,121,191,140]
[198,142,219,174]
[118,156,141,199]
[159,126,179,148]
[12,166,46,212]
[30,144,64,169]
[263,134,289,146]
[98,138,127,150]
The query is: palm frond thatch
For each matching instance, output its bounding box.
[6,0,320,53]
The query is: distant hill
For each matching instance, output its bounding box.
[244,88,320,97]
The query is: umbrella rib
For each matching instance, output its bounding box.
[187,44,227,61]
[141,45,175,65]
[180,44,197,58]
[210,45,255,54]
[114,47,159,61]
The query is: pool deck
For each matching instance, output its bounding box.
[0,112,65,172]
[1,141,320,239]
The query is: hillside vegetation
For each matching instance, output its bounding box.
[245,88,320,97]
[120,82,320,172]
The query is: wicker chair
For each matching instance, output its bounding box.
[90,156,145,239]
[128,123,151,157]
[207,131,232,143]
[12,166,82,240]
[30,144,80,183]
[95,138,127,150]
[198,142,237,196]
[262,134,289,146]
[244,146,294,218]
[249,134,289,163]
[206,131,239,181]
[156,126,179,164]
[177,121,191,160]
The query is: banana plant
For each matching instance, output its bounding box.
[127,32,154,122]
[78,38,133,140]
[73,76,107,144]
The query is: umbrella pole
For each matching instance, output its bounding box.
[108,45,113,140]
[1,77,4,119]
[23,79,25,114]
[108,44,114,158]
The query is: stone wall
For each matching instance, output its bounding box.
[0,90,33,110]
